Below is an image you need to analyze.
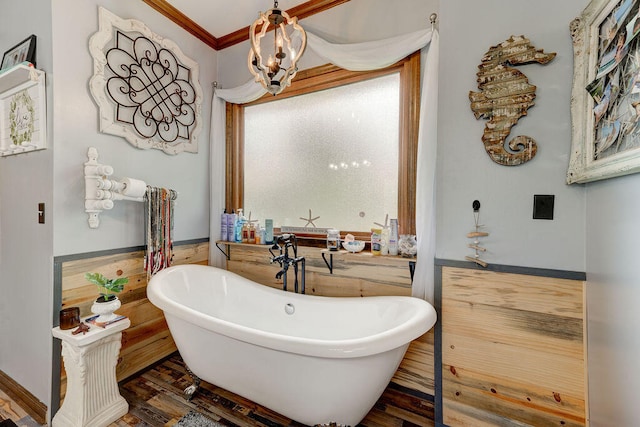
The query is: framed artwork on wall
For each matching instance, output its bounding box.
[0,35,36,71]
[88,7,203,155]
[0,65,47,156]
[568,0,640,183]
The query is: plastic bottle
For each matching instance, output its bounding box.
[221,209,228,241]
[235,209,245,242]
[242,222,249,243]
[265,219,274,244]
[380,227,389,255]
[248,223,256,244]
[371,228,382,255]
[255,226,262,245]
[227,210,236,242]
[388,219,399,256]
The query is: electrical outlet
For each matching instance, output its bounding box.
[38,202,45,224]
[533,195,554,220]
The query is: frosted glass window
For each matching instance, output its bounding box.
[244,73,400,231]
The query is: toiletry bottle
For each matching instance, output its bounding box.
[260,226,267,245]
[227,210,236,242]
[388,219,399,256]
[255,224,262,245]
[380,227,389,255]
[371,228,382,255]
[242,221,249,243]
[248,223,256,244]
[235,209,245,242]
[221,209,228,242]
[265,219,274,244]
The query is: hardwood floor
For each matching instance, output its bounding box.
[113,353,434,426]
[0,388,41,427]
[1,353,435,426]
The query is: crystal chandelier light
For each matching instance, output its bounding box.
[248,0,307,95]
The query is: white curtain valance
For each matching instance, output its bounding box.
[307,28,432,71]
[214,28,433,103]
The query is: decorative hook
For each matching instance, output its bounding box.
[429,13,438,30]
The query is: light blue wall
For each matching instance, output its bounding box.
[0,0,54,408]
[439,1,640,424]
[51,0,217,256]
[585,175,640,426]
[437,0,588,272]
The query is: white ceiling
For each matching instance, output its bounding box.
[165,0,310,38]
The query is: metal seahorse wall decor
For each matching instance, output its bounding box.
[469,35,556,166]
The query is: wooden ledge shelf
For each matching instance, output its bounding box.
[320,249,416,276]
[217,240,416,285]
[215,240,272,260]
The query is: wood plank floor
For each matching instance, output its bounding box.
[113,353,434,426]
[0,388,41,427]
[1,353,435,427]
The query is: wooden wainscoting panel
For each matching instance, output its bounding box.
[441,266,586,426]
[393,330,435,395]
[58,241,209,402]
[442,266,583,318]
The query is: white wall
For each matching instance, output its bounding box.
[0,0,55,408]
[51,0,218,256]
[586,175,640,425]
[437,0,588,271]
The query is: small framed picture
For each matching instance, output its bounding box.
[1,35,37,71]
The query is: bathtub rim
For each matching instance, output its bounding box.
[148,264,437,359]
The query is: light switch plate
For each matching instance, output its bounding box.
[533,195,554,220]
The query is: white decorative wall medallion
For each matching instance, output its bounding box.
[89,7,203,155]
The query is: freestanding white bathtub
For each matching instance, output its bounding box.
[147,264,437,426]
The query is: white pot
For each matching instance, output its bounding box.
[91,296,121,323]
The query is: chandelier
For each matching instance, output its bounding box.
[248,0,307,95]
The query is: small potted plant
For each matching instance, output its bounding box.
[85,272,128,322]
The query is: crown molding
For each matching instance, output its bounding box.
[142,0,350,51]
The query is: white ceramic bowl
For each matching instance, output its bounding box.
[342,240,365,253]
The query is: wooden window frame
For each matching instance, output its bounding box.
[226,51,421,241]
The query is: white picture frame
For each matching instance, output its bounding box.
[0,65,46,156]
[568,0,640,183]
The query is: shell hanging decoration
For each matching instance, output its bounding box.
[469,35,556,166]
[465,200,488,268]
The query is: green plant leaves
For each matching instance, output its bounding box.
[84,272,128,295]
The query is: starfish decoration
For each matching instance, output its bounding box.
[247,211,259,226]
[300,209,320,228]
[72,322,90,335]
[374,213,389,229]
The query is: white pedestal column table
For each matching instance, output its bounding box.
[51,318,130,427]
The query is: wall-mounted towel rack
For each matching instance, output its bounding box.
[83,147,176,228]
